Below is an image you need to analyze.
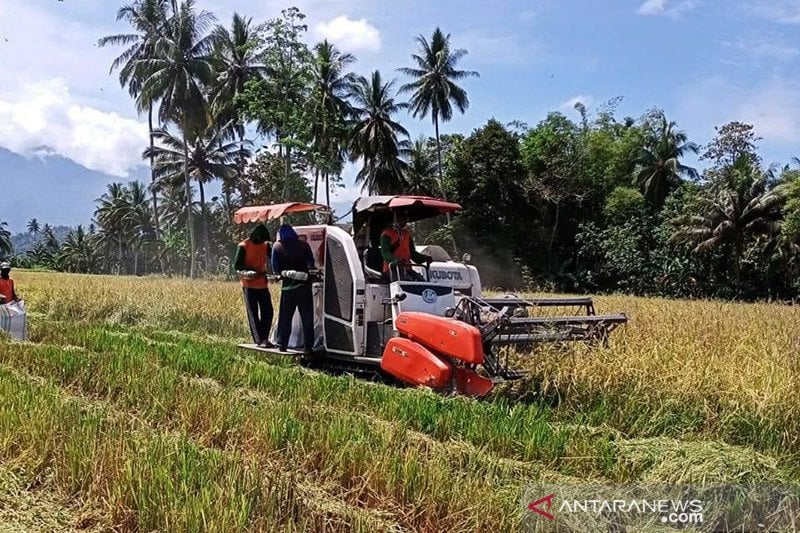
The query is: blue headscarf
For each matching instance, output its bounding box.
[278,224,298,241]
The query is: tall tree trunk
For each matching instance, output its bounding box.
[198,180,212,275]
[435,116,457,253]
[734,236,743,296]
[314,168,320,204]
[325,171,331,208]
[222,182,232,215]
[148,106,166,275]
[182,124,197,278]
[548,201,561,254]
[117,239,123,276]
[283,146,291,201]
[237,128,246,204]
[435,115,445,199]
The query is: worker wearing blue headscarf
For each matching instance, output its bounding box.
[271,224,316,354]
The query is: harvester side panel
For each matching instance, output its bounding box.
[395,312,484,365]
[381,337,451,389]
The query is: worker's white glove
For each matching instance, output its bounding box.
[237,270,258,280]
[281,270,309,282]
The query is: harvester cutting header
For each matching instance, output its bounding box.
[235,195,627,397]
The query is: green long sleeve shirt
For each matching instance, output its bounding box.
[233,245,247,272]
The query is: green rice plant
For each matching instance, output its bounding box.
[0,366,396,532]
[4,271,799,530]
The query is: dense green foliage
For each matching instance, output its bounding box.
[443,111,800,299]
[2,1,798,300]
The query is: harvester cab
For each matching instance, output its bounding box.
[234,196,628,399]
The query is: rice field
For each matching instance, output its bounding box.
[0,271,798,531]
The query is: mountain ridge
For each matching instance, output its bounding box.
[0,146,147,234]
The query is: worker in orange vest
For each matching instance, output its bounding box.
[0,262,18,305]
[380,210,432,282]
[233,224,274,348]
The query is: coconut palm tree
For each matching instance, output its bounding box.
[27,218,40,236]
[59,226,100,274]
[210,13,266,206]
[41,225,57,248]
[349,71,410,194]
[137,0,215,277]
[145,121,249,271]
[634,115,699,209]
[98,0,172,243]
[308,40,356,205]
[398,28,478,198]
[95,182,134,274]
[671,157,787,288]
[125,181,156,274]
[0,222,11,259]
[209,13,266,119]
[404,136,437,196]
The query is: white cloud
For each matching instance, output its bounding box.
[561,94,594,111]
[721,36,799,61]
[457,26,550,67]
[750,0,800,23]
[0,0,123,101]
[638,0,668,15]
[0,79,149,177]
[637,0,696,17]
[678,76,800,148]
[314,16,381,52]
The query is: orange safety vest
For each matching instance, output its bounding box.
[382,227,412,273]
[0,278,14,303]
[239,240,270,289]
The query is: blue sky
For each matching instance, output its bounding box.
[1,0,799,229]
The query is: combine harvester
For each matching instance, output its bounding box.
[235,196,627,397]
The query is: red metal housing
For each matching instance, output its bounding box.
[395,312,485,365]
[452,367,495,397]
[380,337,451,389]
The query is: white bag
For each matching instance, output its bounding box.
[0,300,26,341]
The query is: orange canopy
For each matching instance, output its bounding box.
[233,202,328,224]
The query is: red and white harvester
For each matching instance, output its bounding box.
[234,196,627,397]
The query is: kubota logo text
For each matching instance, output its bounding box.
[430,270,463,281]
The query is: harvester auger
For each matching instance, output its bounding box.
[234,196,628,398]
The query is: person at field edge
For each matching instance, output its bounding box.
[233,224,274,348]
[380,209,432,282]
[0,262,18,305]
[271,224,316,355]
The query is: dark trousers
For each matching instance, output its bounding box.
[243,288,273,344]
[277,284,315,351]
